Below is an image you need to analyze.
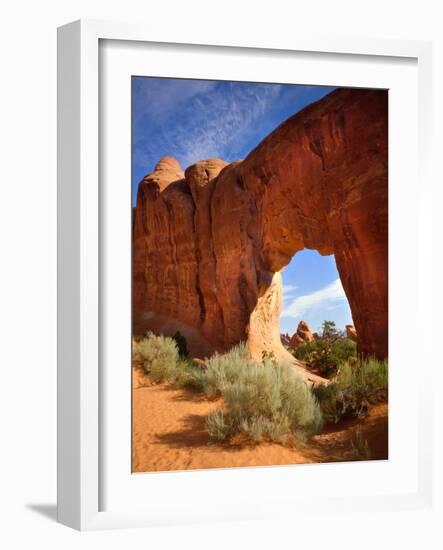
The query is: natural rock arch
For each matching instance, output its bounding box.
[133,88,388,376]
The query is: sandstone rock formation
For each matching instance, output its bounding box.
[133,88,388,369]
[346,324,358,342]
[288,321,315,349]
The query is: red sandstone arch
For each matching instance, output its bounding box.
[133,88,388,374]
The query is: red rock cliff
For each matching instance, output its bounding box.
[133,88,388,361]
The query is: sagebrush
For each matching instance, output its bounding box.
[132,336,323,444]
[206,347,322,443]
[132,333,387,443]
[133,334,206,388]
[314,357,388,423]
[132,332,179,383]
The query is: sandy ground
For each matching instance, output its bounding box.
[132,369,388,473]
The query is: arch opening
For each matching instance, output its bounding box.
[246,249,356,382]
[280,249,353,339]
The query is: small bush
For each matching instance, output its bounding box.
[241,415,291,444]
[132,332,179,383]
[199,343,250,399]
[239,416,269,443]
[206,349,323,444]
[293,337,357,377]
[133,336,323,445]
[314,357,388,423]
[172,359,206,391]
[207,409,233,441]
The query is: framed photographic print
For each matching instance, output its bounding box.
[57,19,433,530]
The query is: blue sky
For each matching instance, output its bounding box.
[280,250,352,335]
[132,77,353,335]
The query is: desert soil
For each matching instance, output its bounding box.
[132,369,388,473]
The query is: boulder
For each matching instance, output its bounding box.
[289,321,315,349]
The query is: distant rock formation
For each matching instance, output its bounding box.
[288,321,315,349]
[346,324,358,342]
[133,88,388,372]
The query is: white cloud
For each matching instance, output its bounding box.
[133,79,217,124]
[133,79,283,173]
[166,83,282,168]
[281,278,347,319]
[282,284,298,304]
[283,284,297,294]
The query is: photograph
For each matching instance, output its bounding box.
[2,0,438,542]
[131,77,389,473]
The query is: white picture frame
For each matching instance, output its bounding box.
[57,19,433,531]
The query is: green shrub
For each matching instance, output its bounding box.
[132,333,208,388]
[132,332,179,383]
[199,342,250,399]
[172,359,206,391]
[339,357,388,393]
[241,415,291,444]
[293,337,357,377]
[133,336,323,445]
[321,320,342,340]
[206,350,323,444]
[314,357,388,423]
[207,409,233,442]
[239,416,270,443]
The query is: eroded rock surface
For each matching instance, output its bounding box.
[133,88,388,363]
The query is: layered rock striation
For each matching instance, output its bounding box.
[133,88,388,364]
